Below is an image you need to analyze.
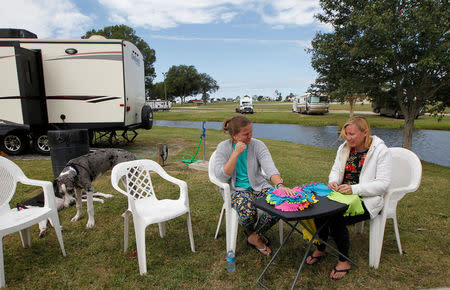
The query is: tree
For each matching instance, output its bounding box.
[308,0,449,149]
[165,65,201,105]
[148,82,166,100]
[198,73,219,104]
[82,25,156,97]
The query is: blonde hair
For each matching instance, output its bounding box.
[340,116,372,149]
[222,116,251,137]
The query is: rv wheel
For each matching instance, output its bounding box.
[141,105,153,130]
[33,134,50,155]
[1,132,29,155]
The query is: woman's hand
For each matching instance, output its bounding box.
[279,186,297,196]
[234,141,247,155]
[337,184,353,194]
[328,182,339,191]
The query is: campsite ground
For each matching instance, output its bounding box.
[4,123,449,289]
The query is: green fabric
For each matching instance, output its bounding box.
[327,191,364,217]
[233,144,252,189]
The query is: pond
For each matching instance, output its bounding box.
[154,120,450,167]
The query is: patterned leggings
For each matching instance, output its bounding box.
[231,188,280,236]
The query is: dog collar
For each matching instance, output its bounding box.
[67,163,80,175]
[67,162,96,181]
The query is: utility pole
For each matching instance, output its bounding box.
[162,72,167,100]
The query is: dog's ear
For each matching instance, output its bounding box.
[53,180,63,198]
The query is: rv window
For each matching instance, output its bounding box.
[309,96,328,103]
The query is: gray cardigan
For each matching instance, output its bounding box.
[214,138,280,192]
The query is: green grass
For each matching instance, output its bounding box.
[3,126,450,289]
[158,103,450,130]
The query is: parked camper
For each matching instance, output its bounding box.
[146,99,172,111]
[0,28,153,155]
[235,96,254,114]
[292,94,329,114]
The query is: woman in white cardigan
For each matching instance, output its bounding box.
[306,116,392,280]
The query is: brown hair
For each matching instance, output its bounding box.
[222,116,251,137]
[340,116,372,149]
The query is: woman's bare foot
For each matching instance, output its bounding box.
[306,249,326,265]
[330,260,351,280]
[247,232,271,256]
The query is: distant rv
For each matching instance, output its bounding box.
[146,99,172,111]
[292,94,329,114]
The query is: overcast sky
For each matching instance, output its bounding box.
[1,0,331,99]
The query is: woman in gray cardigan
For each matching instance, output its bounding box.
[214,116,294,256]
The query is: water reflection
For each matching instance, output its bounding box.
[154,120,450,167]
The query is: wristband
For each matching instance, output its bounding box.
[275,183,285,189]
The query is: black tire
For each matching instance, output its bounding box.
[1,132,29,155]
[141,105,153,130]
[33,133,50,155]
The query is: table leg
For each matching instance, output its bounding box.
[256,220,300,289]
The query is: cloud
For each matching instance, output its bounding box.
[150,34,311,48]
[0,0,92,38]
[258,0,321,26]
[98,0,321,30]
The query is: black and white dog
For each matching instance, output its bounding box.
[55,148,136,229]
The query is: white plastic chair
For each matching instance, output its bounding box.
[0,156,66,288]
[208,151,283,254]
[110,159,195,275]
[355,147,422,268]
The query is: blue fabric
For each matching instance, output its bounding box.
[300,182,333,196]
[233,144,252,189]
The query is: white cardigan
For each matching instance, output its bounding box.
[328,135,392,218]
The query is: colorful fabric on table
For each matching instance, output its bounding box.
[265,186,318,212]
[327,191,364,216]
[300,182,333,197]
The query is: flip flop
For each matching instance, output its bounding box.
[247,241,271,256]
[330,266,351,280]
[306,254,326,265]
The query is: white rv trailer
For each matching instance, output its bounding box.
[235,96,254,114]
[146,99,172,111]
[292,93,329,114]
[0,29,153,155]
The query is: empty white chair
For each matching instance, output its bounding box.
[208,151,283,255]
[355,147,422,268]
[0,156,66,288]
[111,159,195,275]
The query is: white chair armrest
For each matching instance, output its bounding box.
[18,176,57,210]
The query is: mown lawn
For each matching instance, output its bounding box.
[163,102,450,131]
[2,126,449,289]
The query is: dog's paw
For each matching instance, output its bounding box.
[71,215,80,223]
[39,228,47,238]
[86,220,95,229]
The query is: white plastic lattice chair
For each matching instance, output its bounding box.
[0,156,66,288]
[110,159,195,275]
[208,151,283,255]
[354,147,422,269]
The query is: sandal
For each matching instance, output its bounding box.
[330,267,351,280]
[306,253,326,265]
[247,241,271,256]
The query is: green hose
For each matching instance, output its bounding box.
[181,136,203,164]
